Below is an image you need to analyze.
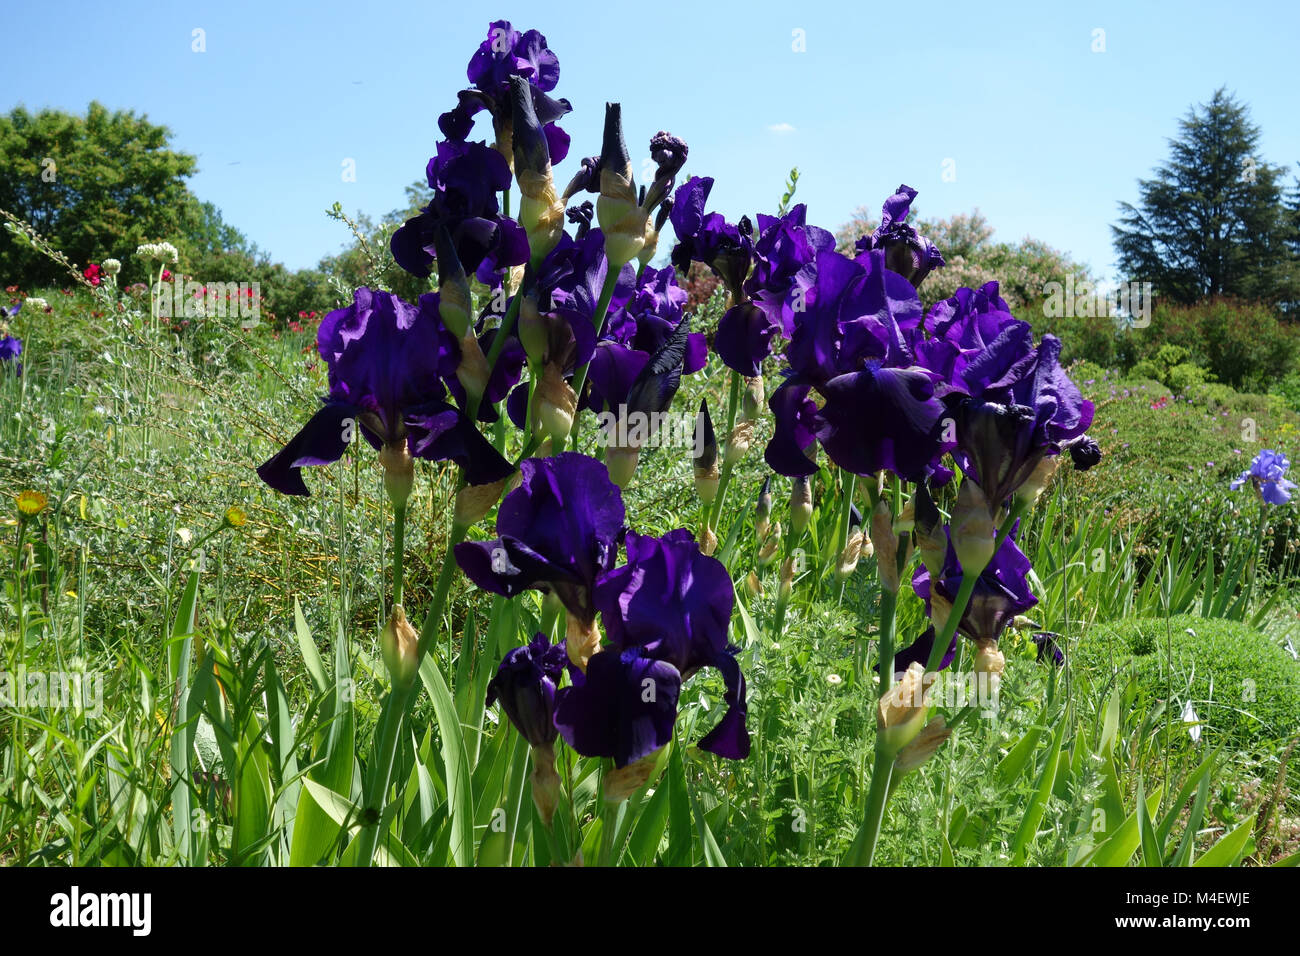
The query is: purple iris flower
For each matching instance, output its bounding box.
[1032,632,1066,666]
[913,526,1038,647]
[487,632,568,748]
[919,283,1033,397]
[745,204,836,336]
[454,453,627,627]
[853,185,945,287]
[555,529,749,767]
[594,529,749,758]
[712,204,834,376]
[0,333,21,370]
[390,139,530,283]
[1230,449,1297,505]
[766,249,952,481]
[553,646,682,768]
[257,288,513,496]
[949,334,1094,512]
[605,266,706,373]
[669,177,753,295]
[439,20,573,165]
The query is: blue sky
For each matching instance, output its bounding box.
[6,0,1299,285]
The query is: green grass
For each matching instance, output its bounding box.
[1,281,1297,867]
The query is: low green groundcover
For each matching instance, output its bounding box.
[1077,614,1300,748]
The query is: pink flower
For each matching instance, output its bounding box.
[83,263,102,286]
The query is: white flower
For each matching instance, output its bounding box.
[102,258,121,276]
[826,673,843,686]
[175,528,193,545]
[25,297,49,311]
[1181,700,1202,744]
[136,241,179,264]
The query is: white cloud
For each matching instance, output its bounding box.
[767,122,796,134]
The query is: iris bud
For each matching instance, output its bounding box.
[518,293,549,366]
[1014,455,1061,509]
[790,475,813,536]
[536,363,577,443]
[566,614,601,673]
[432,224,472,338]
[877,661,931,755]
[637,217,660,270]
[913,482,946,579]
[693,399,719,503]
[870,500,900,592]
[606,444,640,488]
[379,441,415,509]
[1068,435,1102,472]
[701,527,718,556]
[531,743,561,826]
[724,422,754,468]
[835,528,865,581]
[380,604,420,691]
[894,716,951,776]
[454,478,508,527]
[596,103,646,268]
[455,332,491,404]
[892,498,915,535]
[779,557,796,600]
[755,475,773,539]
[757,522,781,566]
[509,77,564,263]
[745,570,763,597]
[741,376,765,423]
[951,480,996,576]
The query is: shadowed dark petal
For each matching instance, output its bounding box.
[257,402,359,497]
[765,382,820,477]
[595,529,732,675]
[584,341,649,413]
[623,316,690,418]
[888,626,958,674]
[697,649,750,759]
[553,647,682,767]
[816,363,949,480]
[454,535,581,603]
[486,633,567,747]
[405,403,515,485]
[716,302,780,376]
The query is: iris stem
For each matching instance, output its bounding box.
[352,683,411,866]
[567,268,621,451]
[1242,500,1269,615]
[707,370,743,532]
[392,503,406,609]
[922,503,1021,673]
[846,745,895,866]
[354,501,470,866]
[474,293,523,423]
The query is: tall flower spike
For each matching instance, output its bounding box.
[509,75,565,263]
[596,103,645,268]
[694,398,719,504]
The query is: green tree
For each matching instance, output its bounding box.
[1112,88,1297,307]
[0,102,198,285]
